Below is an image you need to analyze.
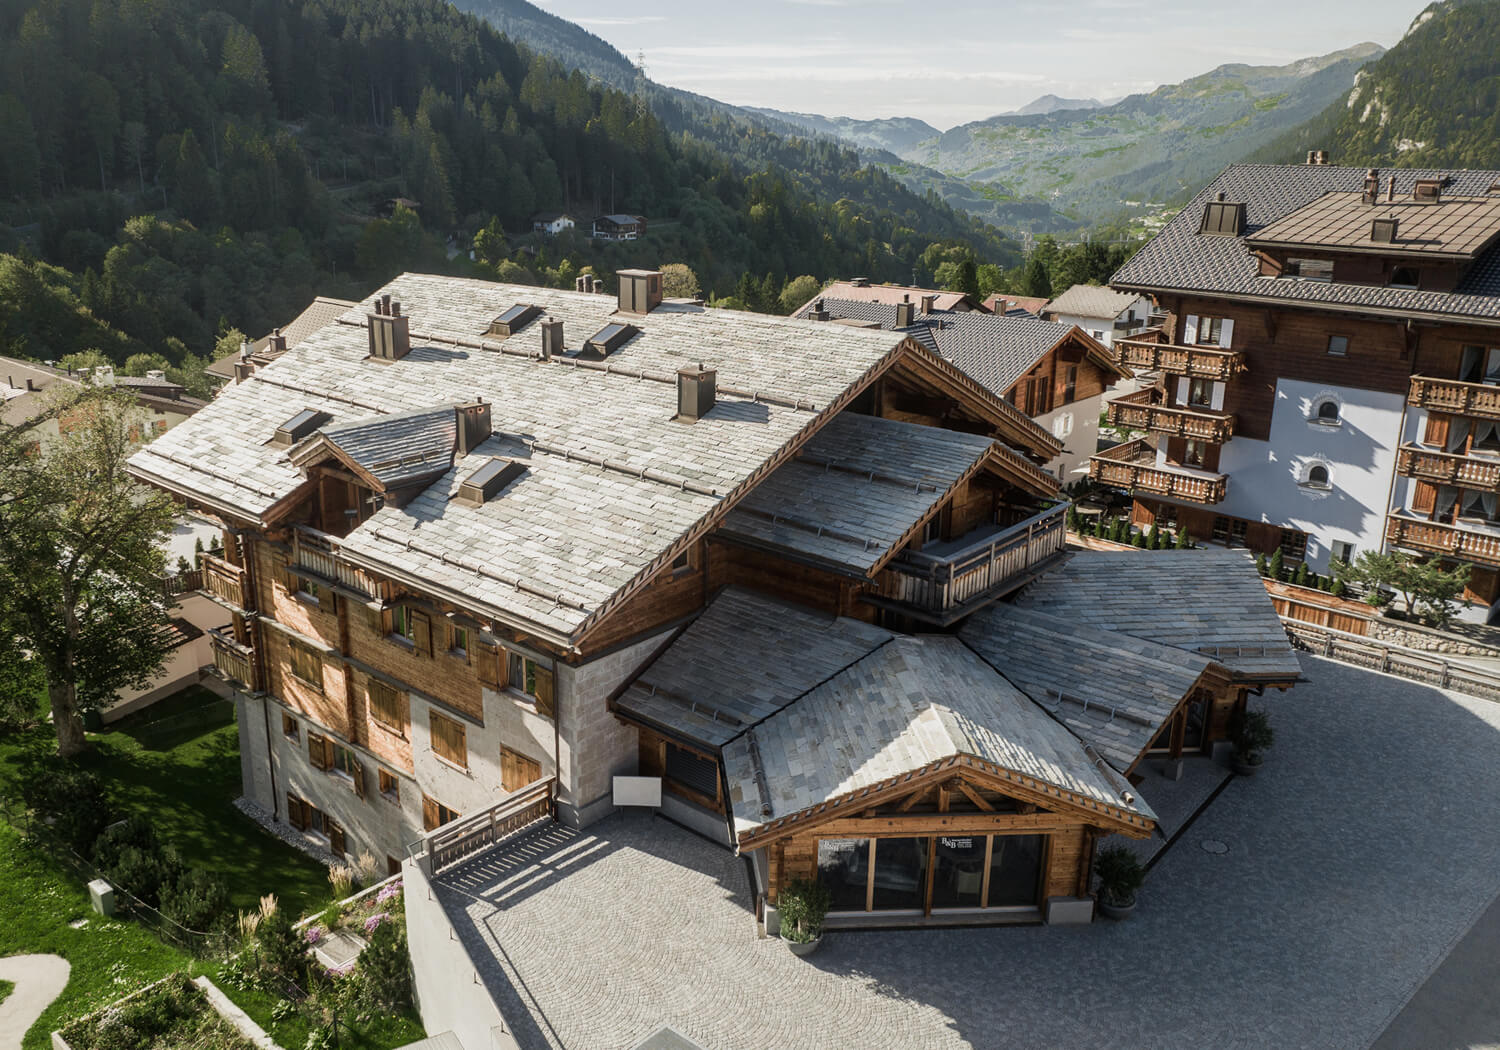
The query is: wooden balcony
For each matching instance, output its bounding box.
[1386,514,1500,568]
[292,526,386,601]
[1088,439,1228,505]
[200,553,252,610]
[1105,389,1235,443]
[872,501,1069,625]
[1407,376,1500,421]
[421,777,556,876]
[1115,338,1246,381]
[1395,444,1500,491]
[208,628,255,688]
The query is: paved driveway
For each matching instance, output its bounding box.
[438,656,1500,1050]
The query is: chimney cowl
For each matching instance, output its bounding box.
[920,294,937,315]
[895,300,915,328]
[368,297,412,361]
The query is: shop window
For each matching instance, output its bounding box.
[818,839,872,913]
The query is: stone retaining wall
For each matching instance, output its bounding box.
[1366,619,1500,659]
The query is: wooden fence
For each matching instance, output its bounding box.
[1285,621,1500,702]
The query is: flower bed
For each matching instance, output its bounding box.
[57,972,258,1050]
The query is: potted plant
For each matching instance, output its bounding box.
[1093,845,1144,921]
[1232,709,1274,776]
[777,877,831,956]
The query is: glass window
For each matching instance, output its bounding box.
[331,742,359,780]
[986,834,1043,907]
[1316,400,1340,423]
[282,713,299,740]
[297,578,320,602]
[870,837,927,911]
[1390,267,1419,289]
[378,768,400,803]
[817,839,871,913]
[1327,335,1349,357]
[930,835,987,910]
[1306,465,1330,488]
[1331,541,1355,565]
[1187,379,1214,408]
[508,653,538,696]
[450,625,468,657]
[1198,317,1224,345]
[1183,439,1207,468]
[391,606,414,642]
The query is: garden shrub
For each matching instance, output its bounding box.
[161,867,231,932]
[17,754,111,855]
[359,920,412,1011]
[60,972,257,1050]
[255,901,308,991]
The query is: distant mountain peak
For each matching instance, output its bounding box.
[1011,95,1103,117]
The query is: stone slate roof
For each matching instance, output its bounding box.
[802,282,977,313]
[961,604,1213,772]
[1112,164,1500,324]
[311,406,458,490]
[1248,192,1500,260]
[722,635,1153,840]
[128,274,924,643]
[208,296,357,380]
[718,413,997,576]
[1044,284,1142,320]
[1013,549,1302,682]
[797,298,1118,401]
[614,587,892,750]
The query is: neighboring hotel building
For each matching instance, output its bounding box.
[127,270,1296,925]
[1042,284,1153,349]
[1099,162,1500,618]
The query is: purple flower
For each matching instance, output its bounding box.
[363,912,389,934]
[324,962,353,979]
[375,881,403,904]
[305,926,322,944]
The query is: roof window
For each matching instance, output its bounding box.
[1200,197,1246,237]
[1371,217,1399,244]
[488,303,542,337]
[584,322,639,357]
[272,409,331,447]
[453,457,526,507]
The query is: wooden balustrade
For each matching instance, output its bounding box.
[292,525,385,600]
[200,552,252,610]
[1088,440,1227,504]
[1105,389,1235,443]
[1386,514,1500,567]
[423,777,557,875]
[1285,621,1500,703]
[875,502,1068,623]
[1408,376,1500,421]
[160,570,202,598]
[1395,444,1500,490]
[208,628,254,688]
[1114,338,1246,381]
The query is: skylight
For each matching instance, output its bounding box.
[271,409,331,447]
[488,303,542,337]
[585,322,639,357]
[454,457,526,506]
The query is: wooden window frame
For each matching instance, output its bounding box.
[449,625,469,661]
[429,710,468,770]
[389,605,416,647]
[282,713,300,741]
[1327,334,1350,357]
[378,768,401,804]
[422,793,461,832]
[506,650,556,720]
[288,641,323,692]
[307,731,333,771]
[368,679,406,735]
[330,741,365,798]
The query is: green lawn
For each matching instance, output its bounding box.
[0,977,14,1004]
[1,685,331,917]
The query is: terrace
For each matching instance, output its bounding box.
[1395,443,1500,490]
[1105,388,1236,443]
[1386,512,1500,568]
[1088,440,1228,505]
[1408,375,1500,421]
[1114,337,1246,381]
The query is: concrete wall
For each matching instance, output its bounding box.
[404,859,518,1050]
[1036,388,1106,481]
[408,684,556,821]
[555,630,672,827]
[1211,377,1405,573]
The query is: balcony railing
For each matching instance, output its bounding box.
[420,777,557,876]
[160,569,202,598]
[1115,338,1246,381]
[873,502,1068,624]
[292,525,385,601]
[1088,439,1228,504]
[1105,389,1236,443]
[1407,376,1500,421]
[200,552,252,610]
[208,627,255,688]
[1386,514,1500,568]
[1395,444,1500,491]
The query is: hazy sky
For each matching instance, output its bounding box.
[533,0,1425,129]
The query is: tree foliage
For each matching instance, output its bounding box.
[1334,549,1471,623]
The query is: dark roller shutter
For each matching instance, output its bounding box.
[665,744,718,800]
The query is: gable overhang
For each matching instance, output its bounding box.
[735,752,1154,853]
[1109,281,1500,332]
[1059,326,1131,381]
[124,458,305,531]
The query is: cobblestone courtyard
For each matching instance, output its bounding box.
[437,656,1500,1050]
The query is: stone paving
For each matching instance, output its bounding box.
[436,656,1500,1050]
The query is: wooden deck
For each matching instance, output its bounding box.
[1386,514,1500,568]
[421,777,557,876]
[1088,440,1228,504]
[1114,338,1246,381]
[200,552,252,610]
[1106,389,1236,443]
[1395,444,1500,491]
[1408,376,1500,422]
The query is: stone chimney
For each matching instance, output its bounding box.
[676,362,716,422]
[1363,169,1381,205]
[895,300,915,327]
[810,298,829,322]
[540,317,564,361]
[455,399,493,456]
[920,294,937,315]
[368,295,411,361]
[268,327,287,355]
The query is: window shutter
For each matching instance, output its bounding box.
[328,819,346,857]
[412,610,432,656]
[533,666,555,719]
[1425,413,1451,448]
[308,733,325,769]
[477,644,501,688]
[1218,318,1234,348]
[1183,315,1199,345]
[353,758,367,800]
[423,794,439,832]
[287,794,307,831]
[1412,481,1437,515]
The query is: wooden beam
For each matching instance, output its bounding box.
[955,781,994,812]
[808,812,1087,838]
[896,785,933,812]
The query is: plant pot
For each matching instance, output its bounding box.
[1232,755,1263,776]
[783,933,823,957]
[1098,895,1136,921]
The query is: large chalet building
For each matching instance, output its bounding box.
[1102,162,1500,618]
[128,270,1296,928]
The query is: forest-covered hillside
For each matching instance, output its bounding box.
[1252,0,1500,170]
[0,0,1019,388]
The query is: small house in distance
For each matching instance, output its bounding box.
[592,214,647,241]
[1044,285,1153,348]
[531,213,576,237]
[985,294,1049,317]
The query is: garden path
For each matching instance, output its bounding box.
[0,955,69,1050]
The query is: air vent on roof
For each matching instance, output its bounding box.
[1371,217,1399,244]
[584,322,639,358]
[488,303,542,337]
[1413,178,1443,204]
[676,362,716,422]
[453,457,525,507]
[1305,149,1330,166]
[616,269,662,315]
[1200,198,1246,237]
[272,409,331,447]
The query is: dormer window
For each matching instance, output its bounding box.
[1389,267,1419,289]
[453,457,526,507]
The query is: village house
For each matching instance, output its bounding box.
[126,270,1296,928]
[1043,284,1153,348]
[591,214,647,240]
[799,278,988,315]
[2,356,204,450]
[985,293,1049,317]
[793,292,1129,479]
[206,297,358,389]
[1102,161,1500,618]
[530,212,576,237]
